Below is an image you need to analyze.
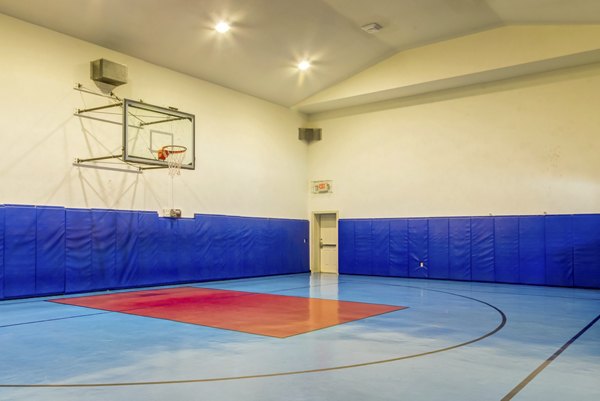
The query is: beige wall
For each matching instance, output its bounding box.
[307,63,600,218]
[305,25,600,219]
[2,15,599,222]
[0,14,308,219]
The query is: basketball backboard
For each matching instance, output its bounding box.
[123,99,195,170]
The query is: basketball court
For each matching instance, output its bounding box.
[0,274,598,401]
[0,1,599,401]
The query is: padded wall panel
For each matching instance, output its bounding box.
[471,217,495,282]
[338,214,598,288]
[408,219,428,278]
[175,218,198,282]
[156,218,178,284]
[545,215,574,287]
[269,219,285,275]
[389,219,409,277]
[354,220,373,275]
[65,209,94,293]
[196,215,220,280]
[573,215,600,288]
[91,210,117,290]
[449,218,471,280]
[193,214,211,281]
[276,218,307,274]
[1,205,310,299]
[4,206,37,297]
[137,212,161,287]
[518,216,546,285]
[428,219,449,279]
[264,219,281,275]
[371,220,390,276]
[287,219,309,272]
[494,217,520,284]
[243,217,270,279]
[36,207,65,295]
[240,217,262,278]
[339,220,355,274]
[237,217,257,278]
[0,206,4,299]
[299,220,310,271]
[115,211,140,288]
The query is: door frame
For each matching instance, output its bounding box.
[311,210,339,273]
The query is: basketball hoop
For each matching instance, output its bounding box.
[158,145,187,176]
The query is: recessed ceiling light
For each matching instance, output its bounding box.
[298,60,311,71]
[215,21,231,33]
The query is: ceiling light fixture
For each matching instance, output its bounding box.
[215,21,231,33]
[298,60,311,71]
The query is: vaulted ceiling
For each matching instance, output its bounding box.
[1,0,599,107]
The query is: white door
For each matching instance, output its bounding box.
[319,214,338,274]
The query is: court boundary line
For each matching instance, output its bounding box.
[501,313,600,401]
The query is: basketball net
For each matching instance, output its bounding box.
[158,145,187,176]
[166,151,186,176]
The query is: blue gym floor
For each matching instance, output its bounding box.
[0,273,598,401]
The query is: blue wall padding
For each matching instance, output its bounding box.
[0,206,4,299]
[494,217,519,284]
[91,210,117,290]
[192,214,211,280]
[354,220,373,275]
[157,218,178,283]
[389,219,409,277]
[428,219,449,279]
[285,219,309,273]
[136,212,162,287]
[65,209,94,293]
[339,220,355,274]
[573,215,600,288]
[238,217,259,279]
[115,211,139,288]
[217,215,246,280]
[4,205,600,298]
[408,219,428,278]
[0,205,309,300]
[470,217,495,282]
[545,215,574,287]
[371,220,390,276]
[175,218,198,283]
[263,219,279,276]
[4,206,37,297]
[36,207,66,295]
[518,216,546,285]
[449,218,471,280]
[339,214,600,289]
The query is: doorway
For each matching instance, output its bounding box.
[311,211,339,274]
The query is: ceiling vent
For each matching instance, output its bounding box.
[361,23,383,34]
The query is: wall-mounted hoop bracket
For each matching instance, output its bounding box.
[72,83,194,173]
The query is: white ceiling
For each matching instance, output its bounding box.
[1,0,599,107]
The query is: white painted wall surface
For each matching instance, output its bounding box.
[307,63,600,218]
[3,14,599,222]
[0,14,307,219]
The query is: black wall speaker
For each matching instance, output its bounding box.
[298,128,322,142]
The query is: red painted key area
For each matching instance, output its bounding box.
[50,287,406,338]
